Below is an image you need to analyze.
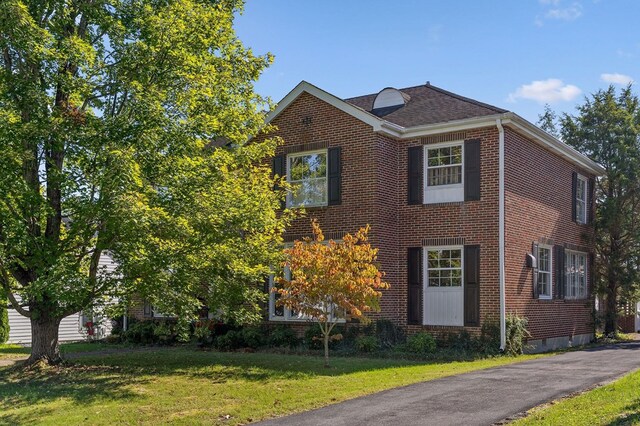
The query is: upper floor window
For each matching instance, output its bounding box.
[536,245,553,299]
[426,145,463,187]
[423,142,465,203]
[287,150,327,207]
[575,174,588,224]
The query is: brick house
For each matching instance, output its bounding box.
[259,81,604,352]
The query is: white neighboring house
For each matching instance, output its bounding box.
[6,252,117,345]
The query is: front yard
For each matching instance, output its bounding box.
[0,347,545,425]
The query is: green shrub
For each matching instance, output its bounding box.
[215,330,243,351]
[268,325,299,348]
[152,322,174,345]
[478,321,500,354]
[0,299,8,344]
[193,322,213,346]
[122,320,157,344]
[504,314,531,356]
[174,318,192,343]
[355,335,378,353]
[304,323,343,350]
[445,330,474,352]
[241,326,266,349]
[374,319,406,349]
[406,332,437,354]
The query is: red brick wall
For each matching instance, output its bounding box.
[504,127,595,340]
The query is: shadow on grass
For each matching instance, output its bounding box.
[0,363,147,424]
[607,399,640,426]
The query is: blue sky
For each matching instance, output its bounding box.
[235,0,638,124]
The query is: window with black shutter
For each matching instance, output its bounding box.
[271,154,285,209]
[408,147,423,205]
[328,147,341,205]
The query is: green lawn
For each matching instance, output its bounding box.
[0,341,129,359]
[0,348,546,425]
[514,368,640,425]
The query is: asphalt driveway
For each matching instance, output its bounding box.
[256,340,640,426]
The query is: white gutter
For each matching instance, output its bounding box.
[497,119,506,351]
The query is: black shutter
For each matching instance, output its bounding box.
[407,247,423,325]
[571,172,577,222]
[271,154,286,209]
[328,147,341,205]
[555,245,565,299]
[464,245,480,327]
[588,177,595,224]
[532,242,539,298]
[464,139,481,201]
[588,252,595,298]
[408,146,423,205]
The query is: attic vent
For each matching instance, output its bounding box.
[371,87,410,117]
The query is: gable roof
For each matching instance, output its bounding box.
[345,83,507,127]
[265,81,604,175]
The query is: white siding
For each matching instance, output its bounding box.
[6,252,117,345]
[424,287,464,326]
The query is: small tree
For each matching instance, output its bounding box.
[275,220,389,367]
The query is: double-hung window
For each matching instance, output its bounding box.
[425,248,463,287]
[575,174,588,224]
[565,250,587,299]
[287,150,328,208]
[536,245,553,299]
[423,142,464,203]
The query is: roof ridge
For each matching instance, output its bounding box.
[344,83,508,114]
[422,83,508,114]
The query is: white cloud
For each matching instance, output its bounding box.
[545,3,583,20]
[601,73,634,85]
[508,79,582,103]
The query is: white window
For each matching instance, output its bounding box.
[565,250,587,299]
[536,245,553,299]
[424,142,464,203]
[423,246,464,326]
[576,174,588,224]
[287,150,327,208]
[426,248,463,287]
[268,242,344,322]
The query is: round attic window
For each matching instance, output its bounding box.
[372,87,409,110]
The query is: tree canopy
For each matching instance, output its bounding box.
[0,0,290,363]
[541,85,640,334]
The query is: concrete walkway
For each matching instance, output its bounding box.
[256,341,640,426]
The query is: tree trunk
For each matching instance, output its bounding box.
[323,332,330,368]
[27,317,63,365]
[604,282,618,336]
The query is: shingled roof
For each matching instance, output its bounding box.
[345,83,508,128]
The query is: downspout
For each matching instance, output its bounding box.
[496,119,506,351]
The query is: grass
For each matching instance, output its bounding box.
[513,368,640,425]
[0,347,547,425]
[0,341,130,359]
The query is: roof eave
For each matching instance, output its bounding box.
[501,113,605,176]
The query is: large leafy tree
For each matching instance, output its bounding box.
[275,220,389,367]
[0,0,290,364]
[548,85,640,335]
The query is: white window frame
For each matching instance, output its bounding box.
[268,242,344,323]
[424,246,464,289]
[423,141,464,204]
[536,244,553,300]
[565,250,588,299]
[286,149,328,208]
[576,174,588,224]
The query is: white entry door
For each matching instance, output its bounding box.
[423,247,464,326]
